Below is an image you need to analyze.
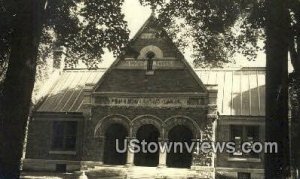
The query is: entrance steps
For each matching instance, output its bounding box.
[87,165,205,179]
[127,166,198,179]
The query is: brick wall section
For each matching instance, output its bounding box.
[96,69,204,93]
[26,118,84,161]
[81,121,104,161]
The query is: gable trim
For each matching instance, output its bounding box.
[93,14,208,93]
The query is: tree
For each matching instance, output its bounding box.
[145,0,299,177]
[153,0,264,67]
[265,0,290,177]
[0,0,129,178]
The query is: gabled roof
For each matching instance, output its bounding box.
[94,14,207,93]
[36,67,265,116]
[35,15,265,116]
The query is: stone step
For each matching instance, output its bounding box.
[84,165,209,179]
[126,166,199,179]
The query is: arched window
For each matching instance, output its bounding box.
[146,51,155,71]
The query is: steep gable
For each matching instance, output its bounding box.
[95,14,206,93]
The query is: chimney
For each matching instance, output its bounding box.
[52,46,66,72]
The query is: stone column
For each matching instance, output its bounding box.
[98,136,105,165]
[206,84,219,168]
[126,137,135,167]
[191,138,201,169]
[158,138,167,168]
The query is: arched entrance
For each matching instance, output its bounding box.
[167,125,193,168]
[134,124,160,167]
[103,123,128,165]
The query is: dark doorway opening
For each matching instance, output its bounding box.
[167,125,193,168]
[134,124,160,167]
[103,123,128,165]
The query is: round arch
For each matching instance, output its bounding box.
[138,45,163,59]
[132,115,164,138]
[164,115,202,139]
[94,114,132,137]
[167,125,193,168]
[103,123,128,165]
[134,124,160,166]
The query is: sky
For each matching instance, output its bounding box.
[99,0,266,68]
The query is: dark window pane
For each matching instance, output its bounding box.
[51,121,77,151]
[231,125,243,140]
[55,164,66,172]
[238,172,251,179]
[65,136,76,150]
[230,125,260,158]
[52,136,64,149]
[246,126,260,158]
[147,59,153,71]
[51,121,65,149]
[231,125,243,156]
[65,121,77,136]
[246,126,259,141]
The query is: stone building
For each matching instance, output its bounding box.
[24,15,265,178]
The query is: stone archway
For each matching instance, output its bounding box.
[94,114,132,137]
[103,123,128,165]
[138,45,164,59]
[166,125,193,168]
[134,124,160,167]
[164,116,202,168]
[164,115,202,139]
[94,114,131,165]
[132,115,164,138]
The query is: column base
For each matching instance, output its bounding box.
[157,164,167,168]
[125,163,134,168]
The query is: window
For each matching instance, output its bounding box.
[238,172,251,179]
[55,164,67,172]
[146,51,155,71]
[230,125,259,158]
[51,121,77,151]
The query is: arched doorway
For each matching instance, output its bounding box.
[167,125,193,168]
[103,123,128,165]
[134,124,160,167]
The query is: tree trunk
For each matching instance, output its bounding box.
[290,72,300,178]
[0,0,45,178]
[265,0,290,178]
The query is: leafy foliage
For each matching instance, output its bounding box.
[151,0,266,67]
[146,0,300,69]
[45,0,129,68]
[0,0,130,81]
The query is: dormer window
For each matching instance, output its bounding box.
[146,51,155,72]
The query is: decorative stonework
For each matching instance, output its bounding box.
[94,114,132,137]
[94,96,206,108]
[164,115,202,139]
[138,45,163,59]
[115,59,185,69]
[131,115,164,137]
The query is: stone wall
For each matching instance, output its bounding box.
[81,105,213,167]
